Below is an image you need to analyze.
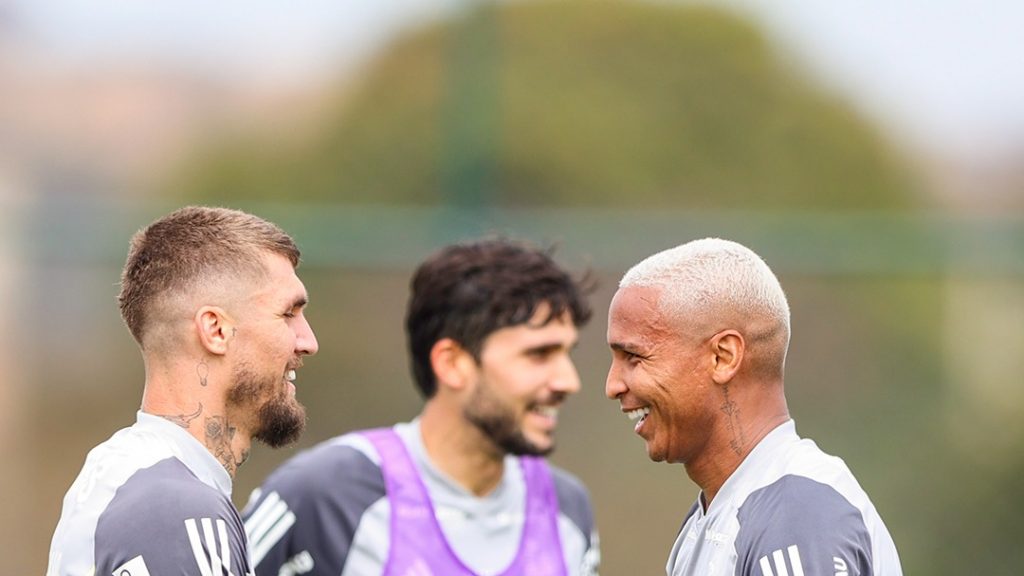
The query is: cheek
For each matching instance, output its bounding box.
[264,328,295,355]
[492,362,545,396]
[641,365,677,396]
[643,362,702,411]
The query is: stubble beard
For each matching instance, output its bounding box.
[227,363,307,448]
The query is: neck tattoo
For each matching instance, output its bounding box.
[720,384,746,456]
[196,360,209,387]
[204,415,242,476]
[157,403,203,429]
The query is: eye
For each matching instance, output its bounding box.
[283,297,309,320]
[525,345,561,361]
[618,349,645,365]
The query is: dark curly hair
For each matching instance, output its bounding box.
[406,238,593,398]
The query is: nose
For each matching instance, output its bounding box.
[550,354,581,395]
[295,314,319,356]
[605,360,627,399]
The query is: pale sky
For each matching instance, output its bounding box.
[7,0,1024,162]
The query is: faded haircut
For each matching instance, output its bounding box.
[621,237,790,350]
[118,206,300,348]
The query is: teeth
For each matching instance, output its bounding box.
[626,407,650,421]
[286,370,296,382]
[533,405,558,418]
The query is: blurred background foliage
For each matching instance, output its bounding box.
[8,1,1024,575]
[172,2,915,210]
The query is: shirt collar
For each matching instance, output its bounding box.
[705,419,798,512]
[400,418,514,501]
[136,411,233,497]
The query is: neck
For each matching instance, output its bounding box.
[688,393,789,509]
[419,400,506,496]
[141,357,252,478]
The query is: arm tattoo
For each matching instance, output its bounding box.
[720,385,746,456]
[157,403,203,429]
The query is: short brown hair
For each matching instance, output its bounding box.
[118,206,300,346]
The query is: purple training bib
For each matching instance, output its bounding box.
[362,428,569,576]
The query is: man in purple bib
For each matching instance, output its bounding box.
[243,238,600,576]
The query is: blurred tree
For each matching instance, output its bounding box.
[172,0,916,210]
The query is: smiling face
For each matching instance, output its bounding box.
[605,285,718,465]
[226,252,318,447]
[463,307,581,456]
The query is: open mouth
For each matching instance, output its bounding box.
[282,369,298,396]
[531,405,558,418]
[626,406,651,432]
[529,404,559,427]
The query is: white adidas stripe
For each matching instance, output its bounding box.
[244,491,297,566]
[185,517,235,576]
[245,491,282,540]
[787,545,804,576]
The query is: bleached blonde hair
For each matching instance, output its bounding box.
[620,238,791,355]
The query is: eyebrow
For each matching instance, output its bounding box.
[526,338,578,353]
[609,342,635,353]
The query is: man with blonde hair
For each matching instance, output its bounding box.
[606,238,901,575]
[47,206,319,576]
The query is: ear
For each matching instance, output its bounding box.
[194,306,234,356]
[429,338,476,392]
[710,329,744,385]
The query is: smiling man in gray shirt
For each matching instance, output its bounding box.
[606,238,901,576]
[47,206,319,576]
[243,239,599,576]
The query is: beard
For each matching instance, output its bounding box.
[463,378,553,457]
[227,363,306,448]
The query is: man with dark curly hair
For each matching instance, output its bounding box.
[244,238,600,576]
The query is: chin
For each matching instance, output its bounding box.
[645,445,668,463]
[254,399,307,448]
[525,430,557,452]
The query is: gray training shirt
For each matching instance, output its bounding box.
[242,420,600,576]
[667,420,902,576]
[47,411,253,576]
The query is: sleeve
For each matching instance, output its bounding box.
[734,475,874,576]
[242,442,387,576]
[551,466,601,576]
[93,459,252,576]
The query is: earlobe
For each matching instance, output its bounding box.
[195,306,233,355]
[711,330,744,385]
[430,338,474,391]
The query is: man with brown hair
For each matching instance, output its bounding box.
[47,206,319,576]
[243,238,600,576]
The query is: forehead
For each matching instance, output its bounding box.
[483,307,578,351]
[251,253,307,303]
[607,285,668,341]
